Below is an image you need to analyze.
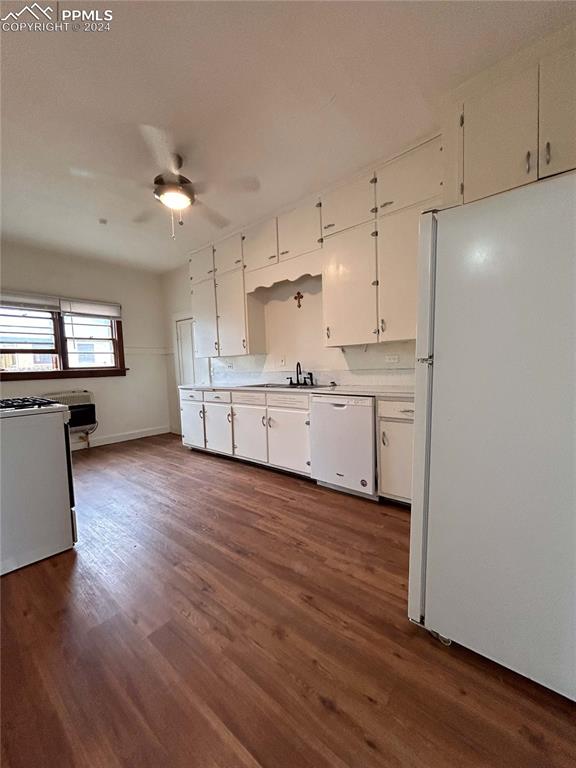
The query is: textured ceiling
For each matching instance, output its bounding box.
[2,0,575,271]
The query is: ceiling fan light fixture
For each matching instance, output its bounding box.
[155,184,193,210]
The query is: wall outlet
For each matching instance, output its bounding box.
[383,354,400,364]
[224,359,233,369]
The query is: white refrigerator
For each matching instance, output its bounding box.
[408,172,575,702]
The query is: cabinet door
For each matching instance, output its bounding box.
[322,221,378,347]
[320,175,375,236]
[378,204,434,342]
[267,408,310,474]
[214,234,243,274]
[233,405,268,462]
[539,46,576,179]
[243,218,278,271]
[192,279,219,358]
[463,66,538,203]
[378,419,414,501]
[376,137,443,215]
[189,245,215,284]
[180,401,205,448]
[277,201,321,261]
[215,270,247,357]
[204,402,233,454]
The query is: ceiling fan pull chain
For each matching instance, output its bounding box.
[179,210,184,227]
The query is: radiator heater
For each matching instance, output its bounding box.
[42,390,98,448]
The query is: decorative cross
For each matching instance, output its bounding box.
[294,291,304,309]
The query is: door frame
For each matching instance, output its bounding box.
[172,311,196,387]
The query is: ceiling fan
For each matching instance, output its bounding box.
[139,125,259,239]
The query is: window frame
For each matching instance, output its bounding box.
[0,309,127,381]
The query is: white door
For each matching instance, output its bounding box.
[377,204,431,342]
[203,402,233,454]
[320,174,375,236]
[277,201,322,261]
[215,270,247,357]
[180,401,205,448]
[233,405,268,462]
[376,137,443,215]
[322,221,379,347]
[243,218,278,271]
[267,408,310,474]
[539,45,576,178]
[463,65,538,203]
[189,245,215,284]
[378,420,413,501]
[214,234,243,274]
[176,318,195,385]
[192,279,219,358]
[425,175,576,701]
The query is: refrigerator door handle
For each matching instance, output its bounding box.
[408,212,437,625]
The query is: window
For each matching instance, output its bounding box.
[0,297,126,380]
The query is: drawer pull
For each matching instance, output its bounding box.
[380,201,394,209]
[261,415,266,427]
[382,431,388,446]
[199,409,204,420]
[399,409,414,414]
[268,254,276,260]
[525,150,531,175]
[227,411,232,423]
[323,223,335,230]
[280,250,289,256]
[545,141,551,165]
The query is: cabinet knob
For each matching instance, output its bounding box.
[235,258,242,264]
[545,141,551,165]
[323,223,335,230]
[267,416,273,428]
[261,415,266,427]
[227,411,232,423]
[525,150,531,175]
[280,250,289,256]
[382,431,388,446]
[380,319,386,333]
[268,254,276,260]
[380,201,394,209]
[242,338,246,349]
[326,326,331,339]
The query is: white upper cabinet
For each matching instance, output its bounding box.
[376,137,444,215]
[539,46,576,179]
[322,221,379,347]
[277,201,322,261]
[377,204,429,342]
[214,234,243,275]
[191,279,219,358]
[463,65,539,203]
[242,218,278,271]
[320,175,376,237]
[215,269,247,357]
[189,245,215,284]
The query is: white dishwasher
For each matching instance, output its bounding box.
[310,395,376,497]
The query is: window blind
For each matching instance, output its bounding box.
[1,291,121,319]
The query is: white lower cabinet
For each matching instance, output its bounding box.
[267,407,311,474]
[203,402,233,455]
[180,401,205,448]
[378,418,414,502]
[232,404,268,463]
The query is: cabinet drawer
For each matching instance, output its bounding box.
[204,390,231,403]
[232,391,266,406]
[179,389,204,402]
[378,400,415,420]
[266,392,309,409]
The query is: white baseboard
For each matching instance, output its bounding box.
[71,426,171,450]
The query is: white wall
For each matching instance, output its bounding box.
[1,241,170,446]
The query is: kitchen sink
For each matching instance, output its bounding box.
[243,383,325,389]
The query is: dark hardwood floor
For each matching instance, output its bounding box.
[1,435,574,767]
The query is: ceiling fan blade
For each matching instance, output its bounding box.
[195,201,230,229]
[139,124,178,174]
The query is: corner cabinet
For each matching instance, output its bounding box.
[322,221,379,347]
[191,279,219,358]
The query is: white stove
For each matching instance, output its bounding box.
[0,396,77,575]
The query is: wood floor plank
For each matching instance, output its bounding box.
[2,435,575,767]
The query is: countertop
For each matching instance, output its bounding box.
[179,383,414,398]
